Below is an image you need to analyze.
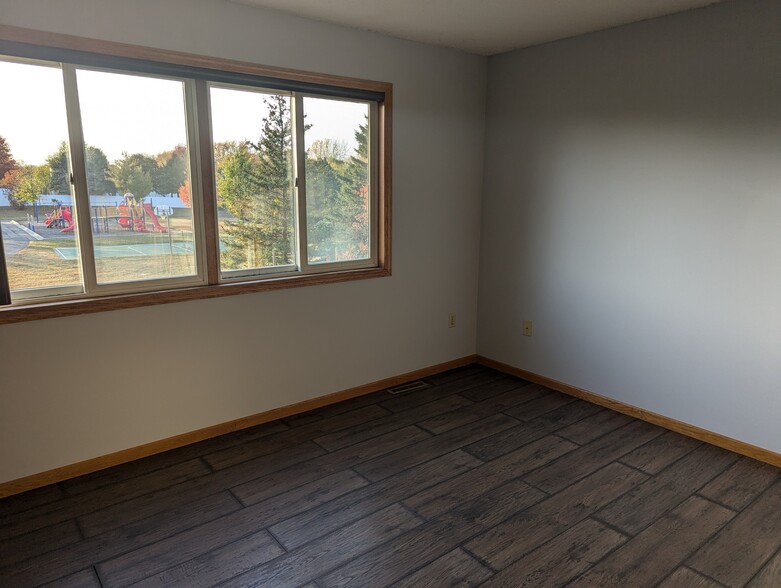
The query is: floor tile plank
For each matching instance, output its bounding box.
[221,504,422,588]
[503,391,576,421]
[42,568,102,588]
[319,479,545,588]
[131,529,283,587]
[748,549,781,587]
[479,518,626,588]
[0,518,81,567]
[1,492,241,587]
[417,383,547,435]
[466,463,648,569]
[0,459,211,540]
[394,548,493,588]
[464,400,602,461]
[688,479,781,587]
[596,443,738,535]
[556,409,634,445]
[523,420,664,494]
[570,496,734,587]
[619,430,702,474]
[699,457,780,511]
[76,442,325,537]
[658,567,725,588]
[97,470,366,586]
[270,450,481,550]
[203,404,391,470]
[404,435,576,519]
[314,394,474,452]
[353,414,518,482]
[231,425,431,506]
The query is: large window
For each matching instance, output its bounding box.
[0,27,390,320]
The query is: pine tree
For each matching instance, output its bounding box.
[216,95,295,268]
[339,117,370,257]
[306,156,344,261]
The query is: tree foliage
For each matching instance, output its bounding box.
[216,95,295,268]
[178,179,191,208]
[109,152,154,199]
[214,104,370,266]
[154,145,187,195]
[305,116,370,261]
[1,164,51,207]
[0,135,17,180]
[47,142,115,195]
[309,138,349,162]
[341,117,371,257]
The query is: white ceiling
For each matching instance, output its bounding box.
[231,0,725,55]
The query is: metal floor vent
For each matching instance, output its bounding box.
[387,380,431,395]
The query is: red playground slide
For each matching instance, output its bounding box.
[117,203,132,228]
[142,202,168,233]
[60,206,76,233]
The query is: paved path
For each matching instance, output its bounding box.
[0,221,34,256]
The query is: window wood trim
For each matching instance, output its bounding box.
[0,25,392,324]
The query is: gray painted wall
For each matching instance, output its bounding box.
[478,0,781,452]
[0,0,487,483]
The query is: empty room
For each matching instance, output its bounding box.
[0,0,779,586]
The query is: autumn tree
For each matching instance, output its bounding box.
[1,165,51,207]
[0,135,17,180]
[154,145,187,195]
[178,179,191,208]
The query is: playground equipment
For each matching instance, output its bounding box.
[115,194,168,233]
[44,202,76,233]
[60,207,76,233]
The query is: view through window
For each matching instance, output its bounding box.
[0,59,83,297]
[0,39,388,315]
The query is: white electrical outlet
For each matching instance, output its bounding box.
[448,313,456,328]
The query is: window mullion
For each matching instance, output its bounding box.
[193,80,220,284]
[292,93,309,273]
[61,64,99,294]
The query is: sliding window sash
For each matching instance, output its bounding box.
[55,68,207,299]
[292,94,309,274]
[62,64,98,293]
[292,96,379,274]
[0,224,10,306]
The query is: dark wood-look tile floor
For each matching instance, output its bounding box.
[1,365,780,587]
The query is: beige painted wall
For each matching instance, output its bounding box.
[478,0,781,453]
[0,0,487,483]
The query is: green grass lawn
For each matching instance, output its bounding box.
[6,231,197,291]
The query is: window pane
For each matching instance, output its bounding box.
[76,69,196,284]
[0,58,84,297]
[304,96,370,264]
[210,86,295,274]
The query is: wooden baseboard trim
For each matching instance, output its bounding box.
[0,354,477,498]
[477,355,781,469]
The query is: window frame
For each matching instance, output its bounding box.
[0,25,392,325]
